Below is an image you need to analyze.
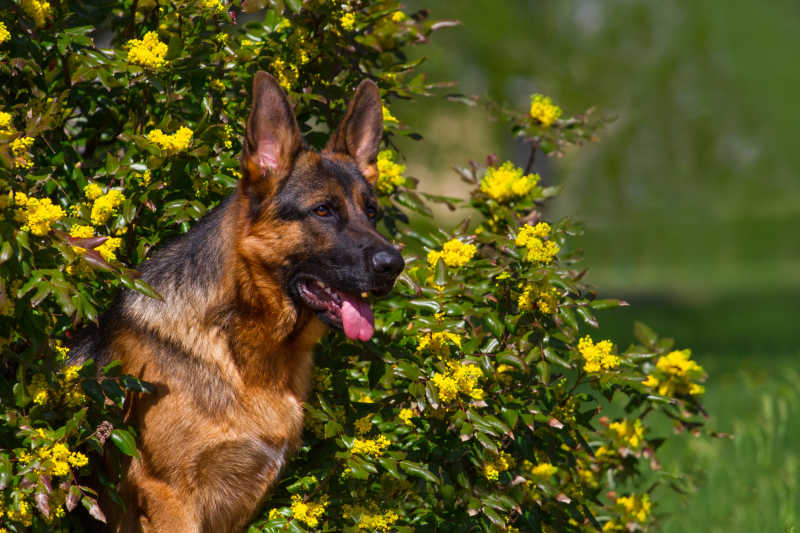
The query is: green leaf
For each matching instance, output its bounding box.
[399,461,439,484]
[634,321,658,347]
[110,429,140,458]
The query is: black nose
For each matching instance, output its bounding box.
[371,249,404,278]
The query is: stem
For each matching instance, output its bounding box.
[523,142,537,175]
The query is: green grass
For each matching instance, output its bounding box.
[596,293,800,532]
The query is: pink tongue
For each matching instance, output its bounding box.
[341,293,374,342]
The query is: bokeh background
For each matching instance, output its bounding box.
[395,1,800,531]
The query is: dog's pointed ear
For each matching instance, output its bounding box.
[325,79,383,185]
[242,72,302,197]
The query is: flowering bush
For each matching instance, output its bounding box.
[0,0,711,531]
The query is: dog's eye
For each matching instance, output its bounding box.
[366,207,377,220]
[314,205,332,217]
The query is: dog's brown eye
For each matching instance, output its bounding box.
[367,207,377,220]
[314,205,331,217]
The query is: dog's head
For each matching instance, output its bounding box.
[235,71,404,342]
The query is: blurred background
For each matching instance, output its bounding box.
[395,1,800,531]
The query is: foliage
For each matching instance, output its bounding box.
[0,0,710,531]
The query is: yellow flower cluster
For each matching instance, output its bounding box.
[27,362,86,409]
[126,32,168,69]
[427,238,477,268]
[524,460,558,481]
[354,414,372,435]
[529,93,562,127]
[431,361,484,404]
[578,335,620,373]
[90,189,125,225]
[271,58,298,89]
[608,418,644,449]
[417,331,461,358]
[14,192,64,236]
[201,0,225,14]
[351,435,390,457]
[11,135,35,169]
[0,22,10,45]
[398,408,414,425]
[480,162,540,202]
[518,284,559,314]
[515,222,559,264]
[342,505,400,531]
[353,510,399,531]
[0,110,13,133]
[340,12,356,30]
[290,494,328,528]
[20,440,88,479]
[96,237,123,262]
[382,105,398,124]
[21,0,52,28]
[84,182,103,200]
[148,126,193,153]
[6,497,32,526]
[643,349,705,396]
[484,451,513,481]
[609,493,651,527]
[375,149,405,194]
[391,10,406,22]
[70,224,94,239]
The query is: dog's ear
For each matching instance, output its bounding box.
[325,79,383,185]
[242,72,303,199]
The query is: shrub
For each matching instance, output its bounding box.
[0,1,710,531]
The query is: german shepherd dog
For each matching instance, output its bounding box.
[71,71,404,532]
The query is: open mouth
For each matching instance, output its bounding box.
[295,277,375,342]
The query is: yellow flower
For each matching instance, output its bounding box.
[290,494,328,528]
[210,79,225,93]
[417,331,461,358]
[427,239,477,268]
[609,418,645,449]
[0,22,10,45]
[398,408,414,425]
[340,12,356,30]
[351,435,390,457]
[68,451,88,467]
[375,149,405,194]
[21,0,52,28]
[126,31,168,69]
[353,509,399,531]
[90,190,125,225]
[96,237,122,262]
[431,372,459,403]
[271,57,298,89]
[148,126,193,153]
[642,374,659,388]
[529,93,562,127]
[83,183,103,201]
[647,349,706,397]
[0,110,12,132]
[382,105,398,124]
[200,0,225,14]
[578,335,620,373]
[615,494,651,524]
[480,161,540,202]
[515,223,559,264]
[69,224,95,239]
[518,284,559,314]
[11,136,35,169]
[391,10,406,22]
[16,196,65,235]
[484,451,513,481]
[529,462,557,480]
[354,415,372,435]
